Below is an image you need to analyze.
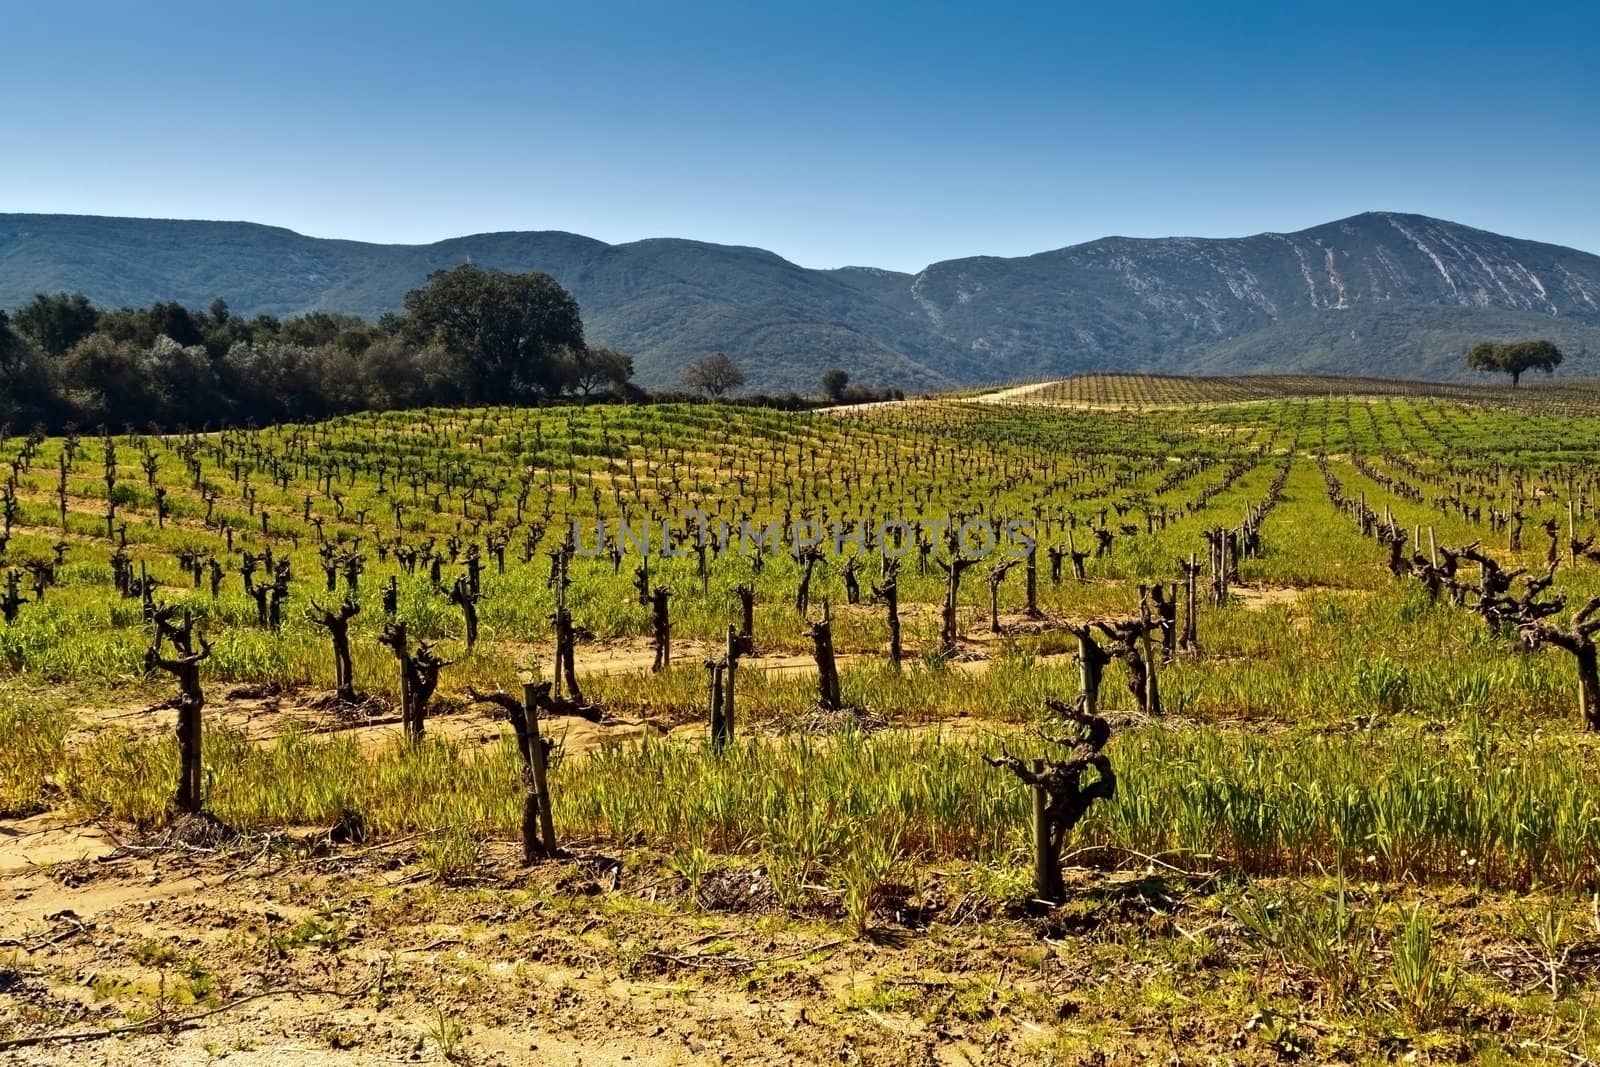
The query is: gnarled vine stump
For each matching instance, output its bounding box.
[466,685,558,863]
[309,597,361,702]
[146,612,211,814]
[650,586,672,672]
[984,699,1116,904]
[1522,596,1600,731]
[872,558,902,667]
[806,607,842,711]
[937,556,977,655]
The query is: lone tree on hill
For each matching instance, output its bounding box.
[821,368,850,401]
[682,352,746,398]
[1466,339,1564,387]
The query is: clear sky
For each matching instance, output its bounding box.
[3,1,1595,272]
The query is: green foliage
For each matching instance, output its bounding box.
[1387,902,1460,1030]
[13,291,98,356]
[2,384,1600,962]
[39,714,1600,895]
[1466,338,1565,386]
[0,379,1594,1061]
[0,282,636,430]
[1230,872,1374,1008]
[0,694,69,816]
[400,264,585,400]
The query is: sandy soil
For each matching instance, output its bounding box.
[0,814,1121,1066]
[966,384,1054,405]
[4,806,1575,1066]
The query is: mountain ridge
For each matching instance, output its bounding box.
[2,210,1597,390]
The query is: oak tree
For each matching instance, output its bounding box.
[1466,339,1563,387]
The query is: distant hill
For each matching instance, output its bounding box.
[2,211,1597,391]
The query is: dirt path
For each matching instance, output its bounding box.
[814,382,1055,415]
[812,397,922,416]
[966,382,1054,404]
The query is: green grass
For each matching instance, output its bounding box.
[6,384,1600,906]
[39,712,1600,895]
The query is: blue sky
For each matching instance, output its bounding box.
[3,1,1595,271]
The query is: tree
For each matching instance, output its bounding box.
[150,302,206,347]
[56,334,156,427]
[1466,339,1564,387]
[148,335,225,427]
[13,292,99,356]
[0,311,58,425]
[401,265,584,401]
[279,311,364,348]
[0,311,24,371]
[821,368,850,401]
[95,301,205,350]
[682,352,746,398]
[563,345,634,399]
[360,338,465,411]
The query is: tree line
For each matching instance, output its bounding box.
[0,265,640,431]
[0,266,909,433]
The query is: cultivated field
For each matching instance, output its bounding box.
[5,374,1600,1064]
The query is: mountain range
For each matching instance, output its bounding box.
[2,211,1597,392]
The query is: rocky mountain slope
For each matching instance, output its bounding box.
[2,211,1596,390]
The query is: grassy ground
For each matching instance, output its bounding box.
[4,375,1600,1062]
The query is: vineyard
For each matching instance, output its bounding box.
[1016,372,1600,411]
[4,373,1600,1064]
